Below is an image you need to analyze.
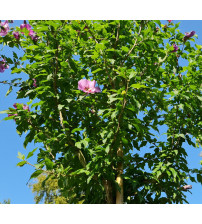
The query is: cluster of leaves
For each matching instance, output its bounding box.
[0,20,201,203]
[29,173,68,204]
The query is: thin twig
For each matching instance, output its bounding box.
[120,24,142,66]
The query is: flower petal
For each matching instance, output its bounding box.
[88,80,96,89]
[0,21,9,36]
[13,103,17,109]
[94,86,101,92]
[190,31,195,37]
[23,105,30,111]
[78,79,89,91]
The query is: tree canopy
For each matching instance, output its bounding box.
[0,20,201,204]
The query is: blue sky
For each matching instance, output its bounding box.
[0,20,201,204]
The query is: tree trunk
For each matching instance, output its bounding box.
[103,179,114,204]
[116,147,123,204]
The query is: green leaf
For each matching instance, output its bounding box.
[3,116,15,121]
[17,152,25,160]
[121,46,129,52]
[108,94,120,104]
[17,161,27,167]
[169,167,177,179]
[174,134,185,139]
[6,86,13,96]
[29,170,44,180]
[156,170,161,178]
[128,71,137,80]
[92,68,102,74]
[71,128,83,133]
[122,137,129,145]
[0,110,10,114]
[95,43,105,51]
[75,142,82,149]
[131,84,148,89]
[58,104,64,110]
[26,45,39,50]
[26,148,38,159]
[105,145,110,153]
[197,174,202,183]
[31,101,44,108]
[24,131,35,149]
[140,141,147,147]
[66,99,73,103]
[34,164,43,170]
[87,175,93,184]
[108,59,115,65]
[189,176,196,182]
[82,139,89,148]
[45,158,54,169]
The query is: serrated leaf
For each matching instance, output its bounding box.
[17,152,25,160]
[128,71,137,80]
[66,99,73,103]
[58,104,64,110]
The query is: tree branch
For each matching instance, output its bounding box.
[120,24,142,66]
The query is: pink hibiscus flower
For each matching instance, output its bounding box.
[20,23,38,41]
[182,185,192,190]
[0,58,9,73]
[0,20,9,36]
[13,31,20,40]
[20,23,32,31]
[78,79,101,94]
[33,78,37,87]
[171,44,178,53]
[13,103,30,111]
[184,31,195,42]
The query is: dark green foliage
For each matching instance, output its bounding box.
[0,20,201,203]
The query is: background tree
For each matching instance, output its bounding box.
[29,174,68,204]
[0,199,11,204]
[0,20,201,204]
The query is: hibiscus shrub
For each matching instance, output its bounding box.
[0,20,202,204]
